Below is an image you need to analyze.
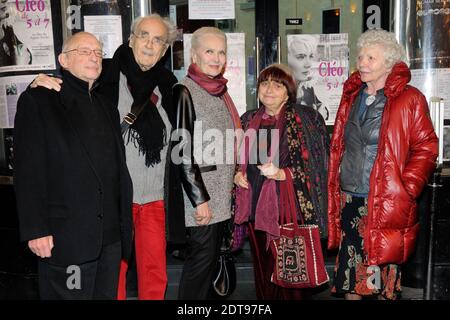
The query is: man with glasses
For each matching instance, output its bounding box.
[109,14,182,301]
[32,14,184,300]
[14,32,133,299]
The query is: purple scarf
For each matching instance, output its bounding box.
[235,105,287,247]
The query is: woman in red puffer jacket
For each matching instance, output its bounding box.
[328,29,438,300]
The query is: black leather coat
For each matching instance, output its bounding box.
[172,83,211,208]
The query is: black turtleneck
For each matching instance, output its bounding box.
[61,70,121,245]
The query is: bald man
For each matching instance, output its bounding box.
[14,32,133,299]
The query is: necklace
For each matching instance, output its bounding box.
[365,94,376,105]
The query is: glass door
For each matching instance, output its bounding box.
[169,0,257,113]
[278,0,365,125]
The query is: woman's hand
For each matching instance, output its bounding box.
[14,44,31,65]
[194,201,213,225]
[30,73,63,91]
[234,171,249,189]
[258,162,286,181]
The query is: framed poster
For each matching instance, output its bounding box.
[287,33,349,125]
[0,0,56,72]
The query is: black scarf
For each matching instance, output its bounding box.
[285,106,329,237]
[102,43,176,167]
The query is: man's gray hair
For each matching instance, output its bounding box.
[130,14,177,46]
[357,28,406,69]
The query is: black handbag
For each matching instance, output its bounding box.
[211,220,237,298]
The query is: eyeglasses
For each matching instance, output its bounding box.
[63,47,105,58]
[132,32,167,47]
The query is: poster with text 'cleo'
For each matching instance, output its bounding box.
[287,33,349,125]
[0,0,56,73]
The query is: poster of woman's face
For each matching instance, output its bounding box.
[0,0,56,72]
[287,34,349,125]
[288,36,318,83]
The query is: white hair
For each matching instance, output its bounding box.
[357,29,406,68]
[130,14,178,45]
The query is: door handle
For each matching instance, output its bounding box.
[277,36,281,64]
[255,36,260,78]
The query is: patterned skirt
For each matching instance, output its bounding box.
[332,194,401,300]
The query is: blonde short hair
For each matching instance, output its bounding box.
[288,35,318,56]
[191,27,227,52]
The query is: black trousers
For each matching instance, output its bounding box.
[178,221,224,300]
[38,241,121,300]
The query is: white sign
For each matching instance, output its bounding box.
[0,74,36,128]
[84,15,123,59]
[0,0,56,72]
[188,0,235,20]
[183,33,246,115]
[169,5,177,25]
[410,68,450,120]
[287,33,349,125]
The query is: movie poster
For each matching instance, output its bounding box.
[0,0,56,72]
[287,33,349,125]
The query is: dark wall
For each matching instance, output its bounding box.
[255,0,279,70]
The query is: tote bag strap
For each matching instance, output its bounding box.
[280,169,303,229]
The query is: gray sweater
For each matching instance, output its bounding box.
[118,72,171,204]
[180,77,235,227]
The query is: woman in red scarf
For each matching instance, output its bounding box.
[233,64,329,299]
[172,27,241,299]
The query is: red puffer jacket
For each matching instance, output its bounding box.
[327,62,438,265]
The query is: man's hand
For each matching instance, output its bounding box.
[30,73,63,91]
[194,201,213,226]
[258,162,286,181]
[234,171,249,189]
[28,235,54,258]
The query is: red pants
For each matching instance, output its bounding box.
[117,200,167,300]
